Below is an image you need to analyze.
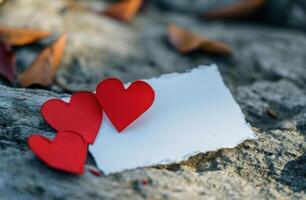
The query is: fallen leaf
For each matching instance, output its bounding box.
[0,40,16,82]
[0,0,8,6]
[0,26,51,46]
[266,109,278,119]
[0,0,7,6]
[17,34,67,87]
[103,0,143,23]
[65,0,90,12]
[204,0,266,19]
[168,25,203,53]
[168,24,233,56]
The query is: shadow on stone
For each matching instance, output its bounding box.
[279,152,306,192]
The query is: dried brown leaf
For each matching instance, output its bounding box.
[205,0,266,19]
[266,109,278,119]
[0,0,7,6]
[0,40,16,82]
[65,0,90,11]
[103,0,143,23]
[200,40,233,56]
[0,26,51,46]
[168,24,203,53]
[168,24,233,56]
[17,34,67,88]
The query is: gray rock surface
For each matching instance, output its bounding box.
[0,0,306,199]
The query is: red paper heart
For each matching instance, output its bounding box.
[28,131,87,174]
[96,78,155,132]
[41,92,103,144]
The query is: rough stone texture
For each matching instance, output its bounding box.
[0,0,306,199]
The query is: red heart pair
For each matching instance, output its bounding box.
[28,78,155,174]
[28,92,102,174]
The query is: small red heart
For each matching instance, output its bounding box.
[41,92,103,144]
[96,78,155,132]
[28,131,87,174]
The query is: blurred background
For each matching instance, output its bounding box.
[1,0,306,93]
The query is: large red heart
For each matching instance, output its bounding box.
[96,78,155,132]
[41,92,103,144]
[28,131,87,174]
